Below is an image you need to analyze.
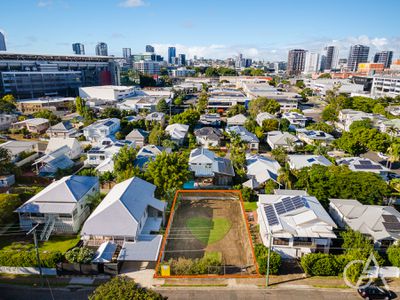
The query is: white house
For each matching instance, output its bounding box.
[337,109,387,132]
[243,154,281,189]
[79,85,136,102]
[199,113,222,127]
[288,155,332,170]
[125,129,149,148]
[282,112,308,128]
[380,119,400,137]
[145,112,165,127]
[46,121,78,138]
[329,199,400,250]
[227,114,247,126]
[295,129,335,145]
[16,175,99,236]
[267,131,303,151]
[45,137,82,159]
[189,148,235,186]
[11,118,50,134]
[0,114,17,131]
[194,127,223,148]
[165,123,189,145]
[81,177,166,262]
[226,125,259,151]
[0,140,38,162]
[336,157,390,180]
[135,145,168,169]
[256,112,276,126]
[85,140,134,167]
[33,146,75,176]
[258,190,336,259]
[83,118,120,143]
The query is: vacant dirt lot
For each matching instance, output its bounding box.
[162,194,257,274]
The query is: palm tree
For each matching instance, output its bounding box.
[387,143,400,169]
[278,165,293,189]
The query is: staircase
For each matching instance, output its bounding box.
[40,217,55,241]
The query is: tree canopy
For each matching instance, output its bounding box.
[226,104,246,117]
[248,97,280,117]
[170,109,200,130]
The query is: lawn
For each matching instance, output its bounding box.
[243,201,258,212]
[186,217,231,245]
[0,235,80,253]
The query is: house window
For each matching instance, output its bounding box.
[293,237,313,246]
[273,238,290,246]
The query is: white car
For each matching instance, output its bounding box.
[378,152,389,160]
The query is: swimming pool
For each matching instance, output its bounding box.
[183,180,195,189]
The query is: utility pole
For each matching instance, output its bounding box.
[266,231,272,288]
[27,224,44,287]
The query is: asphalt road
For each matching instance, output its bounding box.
[0,285,94,300]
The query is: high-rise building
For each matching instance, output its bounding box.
[95,42,108,56]
[324,46,339,70]
[287,49,306,76]
[133,60,160,75]
[0,32,6,51]
[72,43,85,55]
[373,51,393,69]
[145,45,155,53]
[168,47,176,64]
[304,52,320,74]
[347,45,369,72]
[178,54,186,66]
[122,48,132,59]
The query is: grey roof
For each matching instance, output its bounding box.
[49,121,73,132]
[0,140,38,156]
[194,127,222,141]
[227,126,259,143]
[16,175,98,213]
[288,155,333,170]
[81,177,166,237]
[126,128,149,139]
[92,241,117,263]
[117,235,163,261]
[214,156,235,176]
[336,157,389,173]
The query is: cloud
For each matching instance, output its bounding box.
[37,0,52,7]
[119,0,146,7]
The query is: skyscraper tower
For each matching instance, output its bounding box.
[347,45,369,72]
[122,48,132,59]
[0,31,6,51]
[324,46,339,70]
[95,42,108,56]
[287,49,306,76]
[373,51,393,68]
[145,45,155,53]
[168,47,176,64]
[72,43,85,55]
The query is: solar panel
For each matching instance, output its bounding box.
[383,215,399,222]
[282,197,295,211]
[292,196,306,209]
[354,165,382,170]
[264,205,279,226]
[104,121,114,127]
[274,202,286,215]
[359,160,372,165]
[383,222,400,231]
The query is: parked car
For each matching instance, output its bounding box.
[378,152,389,160]
[358,285,392,299]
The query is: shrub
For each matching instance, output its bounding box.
[65,247,94,264]
[168,252,223,275]
[0,194,22,224]
[89,276,166,300]
[387,244,400,267]
[254,243,281,275]
[300,253,340,276]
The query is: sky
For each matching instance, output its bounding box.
[1,0,400,61]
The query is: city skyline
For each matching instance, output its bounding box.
[1,0,400,60]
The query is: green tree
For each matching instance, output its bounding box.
[145,152,190,197]
[226,104,246,117]
[387,244,400,267]
[139,74,157,87]
[100,107,122,119]
[262,119,279,132]
[33,110,61,125]
[0,194,22,225]
[170,109,200,130]
[254,243,281,275]
[248,97,280,117]
[113,146,141,182]
[156,98,169,113]
[89,276,166,300]
[387,143,400,169]
[306,122,334,134]
[148,124,168,146]
[65,247,94,264]
[75,96,85,115]
[271,146,288,165]
[318,73,332,79]
[0,148,15,175]
[197,92,208,113]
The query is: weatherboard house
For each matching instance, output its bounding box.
[81,177,166,263]
[16,175,99,237]
[258,190,336,259]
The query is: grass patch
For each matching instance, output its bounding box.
[186,217,231,245]
[161,284,228,287]
[244,201,257,212]
[40,235,80,253]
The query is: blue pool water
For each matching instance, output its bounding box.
[183,180,195,189]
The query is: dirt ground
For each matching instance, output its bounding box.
[163,197,256,274]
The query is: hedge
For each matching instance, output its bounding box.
[0,244,62,268]
[168,252,222,275]
[0,194,22,224]
[254,243,281,275]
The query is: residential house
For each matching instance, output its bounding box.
[135,145,168,169]
[267,131,303,151]
[243,154,281,189]
[296,129,335,146]
[118,96,168,113]
[380,119,400,137]
[0,114,17,131]
[227,114,247,126]
[145,112,165,127]
[258,190,336,259]
[337,109,387,132]
[11,118,50,134]
[46,121,78,138]
[85,140,134,167]
[256,112,276,127]
[189,148,235,186]
[336,157,390,180]
[207,88,249,111]
[83,118,120,143]
[282,112,308,129]
[199,113,222,127]
[329,199,400,250]
[125,129,149,148]
[33,146,75,176]
[226,126,259,151]
[81,177,166,263]
[45,137,82,159]
[194,127,223,148]
[0,140,38,162]
[165,123,189,145]
[288,155,333,170]
[16,175,99,236]
[0,174,15,187]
